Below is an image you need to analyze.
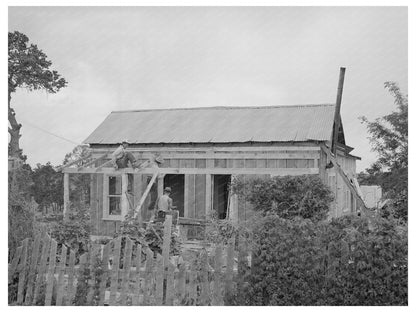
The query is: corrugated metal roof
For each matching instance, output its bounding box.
[83,104,336,144]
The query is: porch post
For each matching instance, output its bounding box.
[205,174,212,218]
[121,173,128,217]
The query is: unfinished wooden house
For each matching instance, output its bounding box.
[62,102,366,240]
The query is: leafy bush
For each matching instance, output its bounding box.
[231,215,407,306]
[115,209,182,256]
[231,175,333,222]
[49,204,91,261]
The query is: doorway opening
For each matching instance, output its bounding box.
[213,175,231,219]
[163,174,185,217]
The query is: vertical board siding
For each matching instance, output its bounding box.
[195,174,206,219]
[214,159,226,168]
[90,174,97,235]
[97,174,104,235]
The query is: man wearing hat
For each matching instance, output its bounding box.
[111,140,137,169]
[156,187,174,219]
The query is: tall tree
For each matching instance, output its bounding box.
[359,82,408,221]
[8,31,67,159]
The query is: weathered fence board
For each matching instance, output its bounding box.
[9,223,245,306]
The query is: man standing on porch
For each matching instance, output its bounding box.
[158,187,174,214]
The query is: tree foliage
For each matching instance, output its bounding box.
[8,31,67,159]
[359,82,408,221]
[231,175,333,222]
[31,162,63,212]
[232,215,407,306]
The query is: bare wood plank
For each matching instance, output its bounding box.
[55,245,67,305]
[78,153,108,170]
[65,250,76,306]
[225,239,235,300]
[154,254,164,305]
[32,234,51,304]
[86,245,98,305]
[205,174,212,218]
[24,234,42,304]
[17,238,29,305]
[92,145,321,153]
[134,171,158,218]
[199,249,209,306]
[45,239,58,305]
[213,245,223,305]
[195,174,206,219]
[132,244,142,306]
[120,237,133,305]
[9,246,22,284]
[75,254,88,305]
[57,152,92,171]
[321,145,367,209]
[97,242,111,305]
[162,215,173,268]
[109,237,122,305]
[188,268,197,305]
[165,262,175,305]
[64,167,320,176]
[143,248,154,305]
[177,262,186,304]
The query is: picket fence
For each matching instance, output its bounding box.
[8,216,250,306]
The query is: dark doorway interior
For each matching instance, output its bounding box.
[213,175,231,219]
[163,174,185,217]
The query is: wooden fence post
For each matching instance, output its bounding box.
[32,234,51,304]
[55,245,67,305]
[109,237,122,305]
[213,244,223,305]
[143,248,154,305]
[65,250,76,305]
[24,234,42,305]
[132,245,142,306]
[120,237,133,305]
[155,254,164,305]
[224,237,235,304]
[200,249,209,305]
[162,215,173,269]
[45,239,58,305]
[98,243,111,306]
[16,238,29,305]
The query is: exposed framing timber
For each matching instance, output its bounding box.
[134,171,159,218]
[78,153,108,170]
[321,144,367,209]
[91,145,322,154]
[63,167,319,175]
[57,153,92,171]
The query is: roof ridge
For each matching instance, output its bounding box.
[111,103,335,113]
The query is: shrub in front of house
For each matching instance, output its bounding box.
[231,214,407,306]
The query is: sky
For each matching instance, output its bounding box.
[8,6,408,171]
